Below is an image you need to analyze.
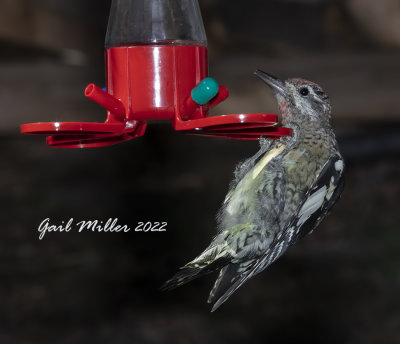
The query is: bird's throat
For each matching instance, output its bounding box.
[278,99,295,125]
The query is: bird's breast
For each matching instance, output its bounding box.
[225,143,287,217]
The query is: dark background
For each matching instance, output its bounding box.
[1,0,399,343]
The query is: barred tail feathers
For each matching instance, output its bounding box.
[160,265,211,291]
[160,244,230,291]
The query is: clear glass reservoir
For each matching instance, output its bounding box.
[105,0,207,48]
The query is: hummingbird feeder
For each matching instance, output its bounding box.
[20,0,291,148]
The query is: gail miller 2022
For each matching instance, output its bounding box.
[38,218,167,240]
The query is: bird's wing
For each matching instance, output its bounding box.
[209,153,345,311]
[285,153,345,241]
[251,153,345,274]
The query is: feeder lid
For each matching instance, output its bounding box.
[105,0,207,48]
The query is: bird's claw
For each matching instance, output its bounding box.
[259,136,271,148]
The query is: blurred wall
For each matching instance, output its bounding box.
[0,0,106,51]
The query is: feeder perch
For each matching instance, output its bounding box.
[20,0,291,148]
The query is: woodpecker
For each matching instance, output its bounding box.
[162,70,345,311]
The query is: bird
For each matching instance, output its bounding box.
[161,70,345,312]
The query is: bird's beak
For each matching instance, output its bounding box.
[254,70,287,97]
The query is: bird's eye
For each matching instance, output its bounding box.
[299,87,309,96]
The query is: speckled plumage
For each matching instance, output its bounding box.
[162,71,345,311]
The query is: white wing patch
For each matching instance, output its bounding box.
[297,186,327,226]
[326,176,336,200]
[335,160,344,173]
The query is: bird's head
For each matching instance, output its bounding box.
[255,70,331,126]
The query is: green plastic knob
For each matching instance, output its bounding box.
[191,78,219,105]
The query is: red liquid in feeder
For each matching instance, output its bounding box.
[105,41,208,122]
